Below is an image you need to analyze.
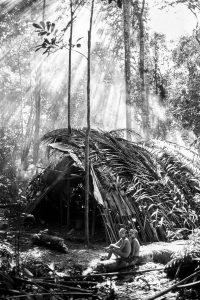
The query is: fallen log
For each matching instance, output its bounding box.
[90,252,164,274]
[93,258,136,273]
[31,233,68,253]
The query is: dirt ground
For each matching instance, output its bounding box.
[18,242,179,300]
[15,229,186,300]
[0,223,189,300]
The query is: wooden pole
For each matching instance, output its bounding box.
[66,178,70,230]
[91,199,96,238]
[33,0,46,167]
[68,0,73,134]
[66,0,73,230]
[85,0,95,246]
[122,0,132,140]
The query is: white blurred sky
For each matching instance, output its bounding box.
[148,2,198,40]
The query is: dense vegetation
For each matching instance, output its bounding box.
[1,0,200,239]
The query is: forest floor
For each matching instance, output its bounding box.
[21,248,176,300]
[0,223,188,300]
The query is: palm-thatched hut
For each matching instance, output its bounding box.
[26,128,200,243]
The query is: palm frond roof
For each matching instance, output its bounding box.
[26,128,200,243]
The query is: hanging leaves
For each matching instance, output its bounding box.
[32,23,43,29]
[33,21,56,36]
[33,21,59,55]
[33,20,83,55]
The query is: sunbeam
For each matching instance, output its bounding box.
[0,0,197,145]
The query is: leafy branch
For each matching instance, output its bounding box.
[33,20,83,56]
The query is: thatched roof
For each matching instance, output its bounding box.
[26,128,200,243]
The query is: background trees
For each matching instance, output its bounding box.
[1,0,200,193]
[170,34,200,137]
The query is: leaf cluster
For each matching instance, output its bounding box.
[33,20,83,55]
[33,21,59,55]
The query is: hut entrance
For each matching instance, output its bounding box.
[32,178,106,241]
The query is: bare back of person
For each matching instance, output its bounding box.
[128,229,140,265]
[131,238,140,257]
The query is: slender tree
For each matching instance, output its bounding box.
[33,0,46,165]
[153,33,159,95]
[85,0,95,245]
[122,0,132,139]
[33,67,41,165]
[21,105,34,170]
[138,0,148,135]
[68,0,73,135]
[66,0,73,231]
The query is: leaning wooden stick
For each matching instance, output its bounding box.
[147,269,200,300]
[6,292,94,299]
[64,267,164,280]
[34,280,93,293]
[177,279,200,289]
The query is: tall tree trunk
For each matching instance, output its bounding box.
[139,9,145,98]
[21,38,35,170]
[66,0,73,231]
[85,0,95,246]
[68,0,73,135]
[21,104,34,170]
[138,0,148,137]
[17,47,24,138]
[123,0,132,140]
[33,0,46,166]
[154,33,159,95]
[42,0,46,21]
[33,69,41,165]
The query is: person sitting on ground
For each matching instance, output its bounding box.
[129,229,140,264]
[104,228,131,260]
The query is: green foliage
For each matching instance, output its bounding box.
[170,35,200,136]
[0,128,19,203]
